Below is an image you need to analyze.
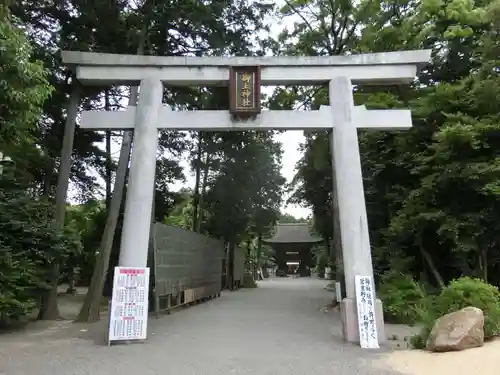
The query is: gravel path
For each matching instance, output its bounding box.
[0,278,404,375]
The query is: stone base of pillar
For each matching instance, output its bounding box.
[340,298,386,344]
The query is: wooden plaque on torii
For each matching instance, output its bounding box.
[229,66,261,119]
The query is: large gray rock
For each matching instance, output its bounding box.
[426,306,484,352]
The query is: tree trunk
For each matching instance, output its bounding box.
[225,241,236,290]
[105,90,112,209]
[246,239,252,272]
[196,152,210,233]
[255,232,262,279]
[223,241,230,289]
[41,163,53,199]
[38,83,81,320]
[229,242,235,290]
[65,273,76,294]
[191,132,203,231]
[76,130,134,322]
[420,247,445,289]
[76,22,150,321]
[479,247,488,282]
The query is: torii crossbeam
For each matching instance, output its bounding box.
[80,105,412,131]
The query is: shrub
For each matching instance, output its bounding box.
[0,242,41,320]
[410,327,430,349]
[411,277,500,347]
[435,277,500,310]
[378,271,426,325]
[409,301,437,349]
[0,181,82,323]
[434,277,500,339]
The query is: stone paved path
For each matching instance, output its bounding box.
[0,278,403,375]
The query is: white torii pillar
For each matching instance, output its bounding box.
[81,89,411,344]
[329,77,384,343]
[118,78,163,267]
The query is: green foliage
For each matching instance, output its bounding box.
[62,200,106,286]
[0,6,52,148]
[436,277,500,312]
[204,133,285,245]
[411,277,500,347]
[434,277,500,339]
[279,213,309,224]
[409,324,432,349]
[0,180,82,320]
[3,0,282,318]
[5,0,500,327]
[165,193,197,230]
[281,0,500,293]
[378,272,426,325]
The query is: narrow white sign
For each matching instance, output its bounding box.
[354,275,379,349]
[108,267,150,343]
[335,281,342,303]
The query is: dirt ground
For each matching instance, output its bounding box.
[375,338,500,375]
[4,281,499,375]
[3,278,410,375]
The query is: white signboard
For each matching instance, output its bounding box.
[108,267,150,343]
[354,275,379,349]
[335,281,342,303]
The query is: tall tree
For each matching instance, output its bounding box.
[279,0,500,288]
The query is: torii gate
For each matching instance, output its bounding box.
[62,50,431,345]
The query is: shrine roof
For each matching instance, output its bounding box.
[263,223,323,244]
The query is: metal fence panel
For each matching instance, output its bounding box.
[152,224,224,299]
